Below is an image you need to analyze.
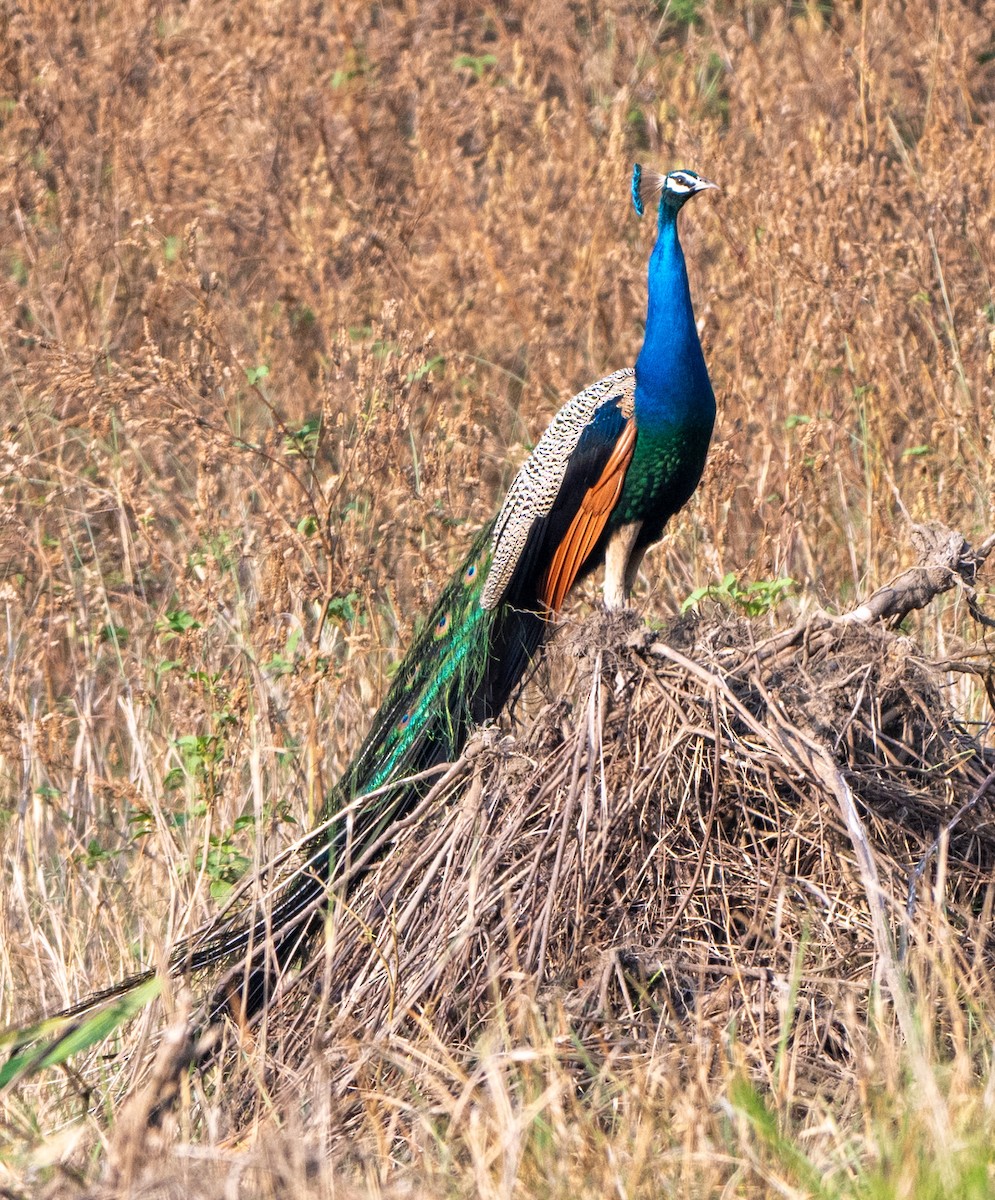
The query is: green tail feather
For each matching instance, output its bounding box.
[193,520,549,1016]
[1,521,551,1081]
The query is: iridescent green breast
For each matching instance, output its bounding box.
[613,417,713,539]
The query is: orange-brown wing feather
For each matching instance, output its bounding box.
[539,419,637,613]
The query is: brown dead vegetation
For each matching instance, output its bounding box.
[58,541,995,1198]
[201,525,995,1114]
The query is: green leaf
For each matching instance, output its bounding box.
[452,53,497,80]
[681,573,795,617]
[157,610,201,637]
[728,1075,831,1199]
[0,975,162,1089]
[405,354,446,383]
[283,416,321,457]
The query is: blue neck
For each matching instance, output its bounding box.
[633,205,713,422]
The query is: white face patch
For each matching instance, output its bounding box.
[634,165,716,214]
[665,172,697,196]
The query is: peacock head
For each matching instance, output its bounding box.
[631,165,718,222]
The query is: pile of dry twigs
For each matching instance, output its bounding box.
[170,523,993,1131]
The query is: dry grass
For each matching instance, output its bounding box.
[1,0,994,1194]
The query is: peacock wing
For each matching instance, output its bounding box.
[482,369,636,614]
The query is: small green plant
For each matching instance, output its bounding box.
[264,627,303,677]
[99,622,128,645]
[329,47,369,89]
[452,53,497,80]
[282,416,321,458]
[660,0,702,25]
[326,590,361,624]
[188,530,239,577]
[728,1075,831,1198]
[288,302,316,331]
[156,609,201,638]
[698,51,730,120]
[81,838,116,869]
[153,657,185,683]
[198,828,252,899]
[405,354,445,383]
[164,732,222,791]
[682,572,795,617]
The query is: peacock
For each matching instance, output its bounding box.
[0,164,717,1087]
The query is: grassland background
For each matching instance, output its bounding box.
[1,0,994,1195]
